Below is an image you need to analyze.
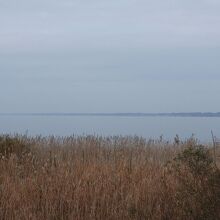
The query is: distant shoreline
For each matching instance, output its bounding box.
[0,112,220,117]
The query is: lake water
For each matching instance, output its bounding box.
[0,116,219,143]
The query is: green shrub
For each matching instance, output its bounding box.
[0,135,30,159]
[175,145,213,176]
[167,145,220,220]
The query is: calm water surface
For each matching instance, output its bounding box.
[0,116,219,142]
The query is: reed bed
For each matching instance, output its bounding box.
[0,135,219,220]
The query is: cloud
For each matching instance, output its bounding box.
[0,1,220,112]
[1,0,220,52]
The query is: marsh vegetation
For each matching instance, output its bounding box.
[0,135,219,219]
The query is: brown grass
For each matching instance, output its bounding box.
[0,135,219,220]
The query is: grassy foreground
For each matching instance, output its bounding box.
[0,135,220,220]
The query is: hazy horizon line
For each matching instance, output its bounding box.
[0,112,220,117]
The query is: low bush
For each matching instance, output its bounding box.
[166,144,220,220]
[0,135,30,159]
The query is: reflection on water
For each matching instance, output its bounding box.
[0,116,219,142]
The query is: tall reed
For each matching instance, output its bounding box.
[0,135,219,220]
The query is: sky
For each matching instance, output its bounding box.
[0,0,220,113]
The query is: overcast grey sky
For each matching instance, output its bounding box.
[0,0,220,113]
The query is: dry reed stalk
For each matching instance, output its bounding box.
[0,135,219,220]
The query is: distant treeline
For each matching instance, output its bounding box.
[1,112,220,117]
